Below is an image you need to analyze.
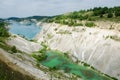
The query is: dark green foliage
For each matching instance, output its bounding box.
[91,6,119,18]
[85,22,96,27]
[0,21,9,37]
[87,17,96,21]
[0,27,9,37]
[40,42,48,53]
[32,42,48,62]
[93,7,109,16]
[115,11,120,17]
[107,12,113,18]
[69,12,78,19]
[93,7,102,16]
[32,53,47,62]
[49,66,58,71]
[46,6,120,26]
[11,46,17,53]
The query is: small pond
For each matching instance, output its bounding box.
[40,50,114,80]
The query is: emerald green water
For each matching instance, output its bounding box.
[41,50,113,80]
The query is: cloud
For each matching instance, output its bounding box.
[0,0,120,18]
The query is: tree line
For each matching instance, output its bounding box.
[92,6,120,18]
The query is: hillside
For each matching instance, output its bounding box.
[45,6,120,27]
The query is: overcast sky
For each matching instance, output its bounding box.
[0,0,120,18]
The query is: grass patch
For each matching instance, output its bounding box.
[85,22,96,27]
[56,30,72,34]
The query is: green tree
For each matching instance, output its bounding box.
[115,11,120,17]
[11,46,17,53]
[93,7,102,16]
[107,12,113,18]
[0,28,9,37]
[0,21,9,37]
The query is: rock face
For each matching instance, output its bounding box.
[7,35,42,54]
[36,22,120,79]
[1,34,81,80]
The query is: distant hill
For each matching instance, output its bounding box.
[0,18,5,22]
[46,6,120,26]
[7,16,52,22]
[26,16,51,20]
[7,17,21,21]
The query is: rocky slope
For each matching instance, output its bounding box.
[36,22,120,79]
[0,35,82,80]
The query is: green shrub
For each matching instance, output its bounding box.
[107,12,113,18]
[115,11,120,17]
[11,46,17,53]
[88,17,96,21]
[85,22,96,27]
[32,53,47,61]
[0,21,10,37]
[0,27,9,37]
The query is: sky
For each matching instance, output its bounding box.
[0,0,120,18]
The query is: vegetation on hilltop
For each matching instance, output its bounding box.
[0,21,10,37]
[6,6,120,27]
[45,6,120,27]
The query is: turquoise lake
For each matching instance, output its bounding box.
[9,21,41,40]
[40,50,112,80]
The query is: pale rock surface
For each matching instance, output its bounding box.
[36,22,120,79]
[7,35,41,54]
